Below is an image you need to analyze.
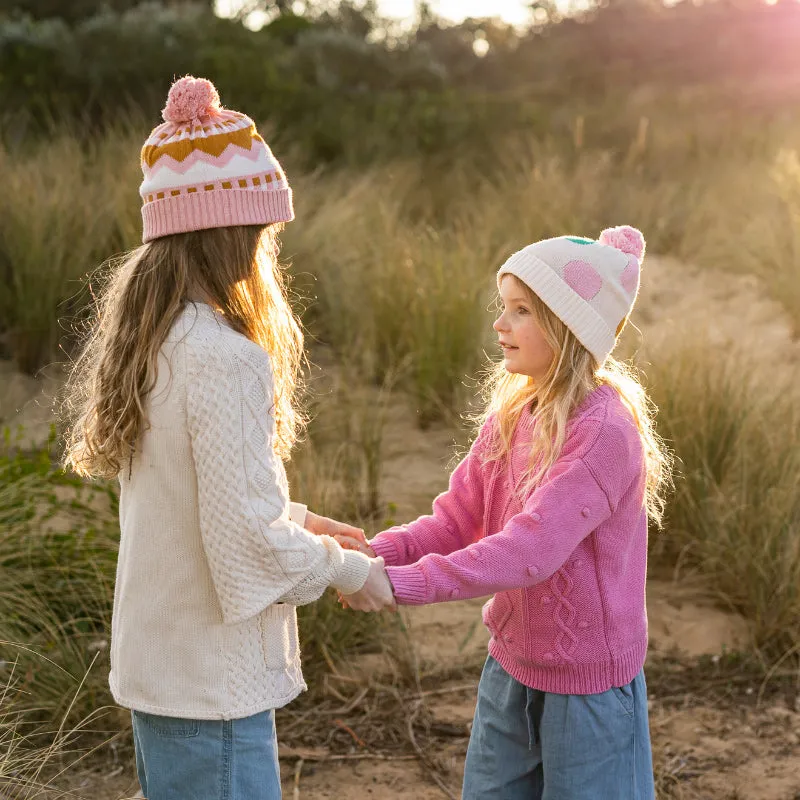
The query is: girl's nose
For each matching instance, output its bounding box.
[493,314,506,332]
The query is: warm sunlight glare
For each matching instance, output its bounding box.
[380,0,532,24]
[216,0,534,25]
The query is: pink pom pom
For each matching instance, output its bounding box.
[162,76,221,124]
[599,225,646,261]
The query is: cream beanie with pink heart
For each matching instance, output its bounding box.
[496,226,645,365]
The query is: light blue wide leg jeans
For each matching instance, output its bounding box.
[131,708,282,800]
[462,655,655,800]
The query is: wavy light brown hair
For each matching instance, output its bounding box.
[62,224,305,479]
[480,277,673,528]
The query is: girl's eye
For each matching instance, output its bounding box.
[517,307,529,315]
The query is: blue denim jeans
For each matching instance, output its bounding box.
[462,656,655,800]
[131,709,281,800]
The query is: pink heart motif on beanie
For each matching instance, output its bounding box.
[497,225,646,364]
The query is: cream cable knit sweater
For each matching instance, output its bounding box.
[109,302,370,719]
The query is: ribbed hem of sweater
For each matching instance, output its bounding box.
[331,549,371,595]
[487,636,648,695]
[109,670,307,720]
[369,534,402,566]
[141,187,294,242]
[385,565,429,605]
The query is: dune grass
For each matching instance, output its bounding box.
[3,103,799,375]
[645,340,800,664]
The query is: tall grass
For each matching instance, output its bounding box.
[646,341,800,665]
[0,134,142,375]
[288,363,393,522]
[288,170,491,423]
[4,102,800,382]
[0,428,119,730]
[680,147,800,331]
[1,674,94,800]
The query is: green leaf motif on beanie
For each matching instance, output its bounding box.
[566,237,595,245]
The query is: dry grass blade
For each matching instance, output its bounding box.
[405,699,459,800]
[292,757,303,800]
[0,659,118,800]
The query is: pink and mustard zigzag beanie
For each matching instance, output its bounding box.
[139,76,293,243]
[497,226,645,365]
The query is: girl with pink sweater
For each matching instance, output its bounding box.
[340,227,672,798]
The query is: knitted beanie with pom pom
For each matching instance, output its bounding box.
[496,226,646,365]
[139,76,293,243]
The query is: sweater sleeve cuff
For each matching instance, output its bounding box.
[369,534,402,566]
[330,549,371,595]
[288,502,308,527]
[385,566,429,605]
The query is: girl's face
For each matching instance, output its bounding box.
[494,275,554,382]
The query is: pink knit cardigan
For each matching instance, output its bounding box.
[370,385,649,694]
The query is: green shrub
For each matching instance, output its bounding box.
[0,428,118,727]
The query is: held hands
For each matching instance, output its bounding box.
[304,511,391,611]
[340,557,396,613]
[334,532,383,610]
[334,534,375,558]
[304,511,369,547]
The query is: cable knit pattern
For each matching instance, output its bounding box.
[549,569,578,662]
[370,385,649,695]
[110,303,369,719]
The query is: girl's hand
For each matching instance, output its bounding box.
[340,557,396,613]
[335,534,376,558]
[335,535,377,609]
[305,511,369,546]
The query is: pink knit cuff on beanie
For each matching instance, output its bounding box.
[142,187,294,243]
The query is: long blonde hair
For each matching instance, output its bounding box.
[480,282,672,528]
[62,224,305,479]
